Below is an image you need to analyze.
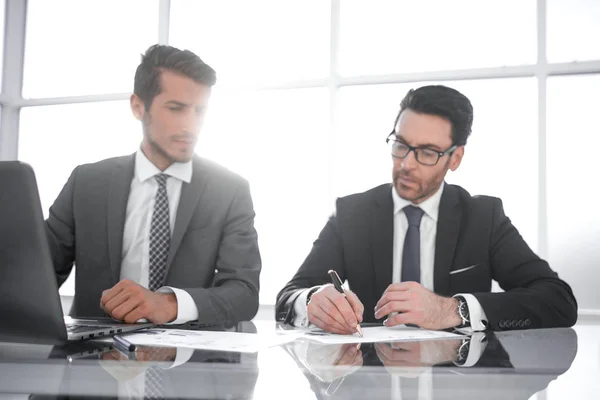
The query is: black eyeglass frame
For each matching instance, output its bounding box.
[385,132,457,166]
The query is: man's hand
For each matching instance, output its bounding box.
[374,282,461,330]
[100,279,178,324]
[307,284,364,335]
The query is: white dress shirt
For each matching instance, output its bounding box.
[293,183,488,331]
[120,150,199,324]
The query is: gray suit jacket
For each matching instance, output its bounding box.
[45,154,261,325]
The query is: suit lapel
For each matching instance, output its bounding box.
[433,184,461,296]
[371,185,394,297]
[107,154,135,284]
[165,156,208,272]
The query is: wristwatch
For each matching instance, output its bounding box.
[306,287,319,306]
[455,337,471,365]
[456,296,470,328]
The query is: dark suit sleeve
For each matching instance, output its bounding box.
[45,167,78,288]
[183,180,261,325]
[275,205,346,324]
[472,199,577,330]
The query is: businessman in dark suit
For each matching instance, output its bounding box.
[276,85,576,333]
[46,44,261,326]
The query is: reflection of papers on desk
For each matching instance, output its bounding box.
[121,329,299,353]
[302,325,465,344]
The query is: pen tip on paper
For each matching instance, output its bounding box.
[356,325,363,338]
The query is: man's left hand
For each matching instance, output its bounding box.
[374,282,461,330]
[100,279,178,324]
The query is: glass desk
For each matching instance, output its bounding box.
[0,319,598,399]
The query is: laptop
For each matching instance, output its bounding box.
[0,161,152,344]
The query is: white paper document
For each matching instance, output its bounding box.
[120,329,299,353]
[301,325,465,344]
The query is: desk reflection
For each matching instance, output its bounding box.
[283,328,577,399]
[30,322,259,399]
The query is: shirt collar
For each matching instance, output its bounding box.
[392,181,445,222]
[135,149,193,184]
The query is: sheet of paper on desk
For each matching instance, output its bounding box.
[302,325,466,344]
[121,329,300,353]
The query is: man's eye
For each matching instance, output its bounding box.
[420,149,438,157]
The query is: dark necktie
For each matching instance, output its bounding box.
[401,206,425,283]
[149,173,170,292]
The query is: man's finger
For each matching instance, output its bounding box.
[345,291,365,323]
[374,300,411,319]
[110,296,143,321]
[100,285,125,308]
[308,312,349,335]
[309,303,353,334]
[327,294,359,331]
[122,305,147,324]
[103,291,132,314]
[383,311,416,327]
[375,290,412,311]
[317,294,354,332]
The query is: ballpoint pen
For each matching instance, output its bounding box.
[113,334,137,352]
[328,269,364,338]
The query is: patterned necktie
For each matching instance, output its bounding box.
[149,173,170,292]
[144,346,176,400]
[401,206,425,283]
[144,365,166,400]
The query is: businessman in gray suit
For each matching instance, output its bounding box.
[45,44,261,326]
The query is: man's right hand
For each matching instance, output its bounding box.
[307,284,364,335]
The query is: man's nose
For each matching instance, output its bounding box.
[400,149,418,170]
[182,109,203,132]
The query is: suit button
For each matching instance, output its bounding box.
[525,319,531,327]
[512,320,518,328]
[499,321,505,328]
[518,320,524,328]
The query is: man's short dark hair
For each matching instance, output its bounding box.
[134,44,217,110]
[394,85,474,146]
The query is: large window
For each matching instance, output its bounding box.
[23,0,158,97]
[1,1,599,311]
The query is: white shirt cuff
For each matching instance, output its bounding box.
[456,332,488,367]
[157,286,199,324]
[454,293,488,331]
[292,286,324,327]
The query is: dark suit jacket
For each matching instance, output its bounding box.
[45,154,261,325]
[276,183,577,330]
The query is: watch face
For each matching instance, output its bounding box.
[459,301,470,322]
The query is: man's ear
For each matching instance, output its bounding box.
[449,146,464,171]
[130,94,144,121]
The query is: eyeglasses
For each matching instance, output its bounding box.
[386,132,457,166]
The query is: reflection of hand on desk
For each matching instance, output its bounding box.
[284,340,363,384]
[375,332,487,378]
[375,339,461,377]
[99,345,192,382]
[306,342,363,383]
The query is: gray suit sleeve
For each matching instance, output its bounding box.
[182,179,261,325]
[45,167,78,288]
